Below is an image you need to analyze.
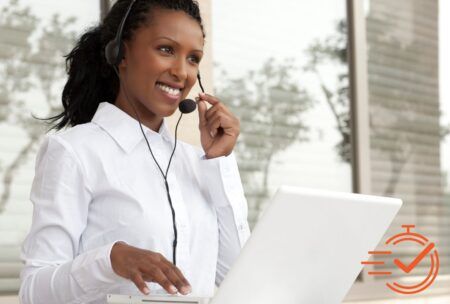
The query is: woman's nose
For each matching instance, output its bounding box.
[169,58,188,82]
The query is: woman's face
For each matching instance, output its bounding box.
[117,8,204,126]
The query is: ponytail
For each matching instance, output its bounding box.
[41,25,118,132]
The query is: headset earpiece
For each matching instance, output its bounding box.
[105,39,124,66]
[105,0,136,67]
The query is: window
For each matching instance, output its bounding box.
[0,0,100,294]
[212,0,352,226]
[440,0,450,232]
[345,0,450,300]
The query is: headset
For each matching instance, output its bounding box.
[104,0,206,265]
[105,0,206,93]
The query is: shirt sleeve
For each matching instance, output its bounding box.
[214,205,242,286]
[19,135,125,304]
[198,152,251,285]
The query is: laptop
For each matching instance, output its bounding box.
[108,186,402,304]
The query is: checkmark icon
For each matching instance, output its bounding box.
[394,242,435,273]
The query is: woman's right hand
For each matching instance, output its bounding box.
[110,241,191,295]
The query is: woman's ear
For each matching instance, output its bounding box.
[118,42,130,68]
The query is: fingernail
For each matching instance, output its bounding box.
[143,287,150,295]
[212,129,217,137]
[199,92,205,97]
[169,285,177,294]
[180,286,191,294]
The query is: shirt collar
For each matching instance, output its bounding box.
[91,101,174,154]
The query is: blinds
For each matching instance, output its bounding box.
[366,0,450,280]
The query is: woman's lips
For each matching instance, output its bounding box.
[155,83,181,104]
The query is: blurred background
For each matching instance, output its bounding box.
[0,0,448,302]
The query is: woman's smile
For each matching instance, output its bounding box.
[155,81,183,104]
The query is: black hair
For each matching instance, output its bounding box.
[40,0,205,132]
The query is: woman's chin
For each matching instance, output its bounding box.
[156,104,179,117]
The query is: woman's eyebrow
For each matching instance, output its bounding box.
[154,36,203,53]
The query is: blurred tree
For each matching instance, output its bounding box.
[303,18,450,197]
[304,20,351,164]
[0,0,76,213]
[215,58,313,224]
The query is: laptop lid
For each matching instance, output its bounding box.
[210,186,402,304]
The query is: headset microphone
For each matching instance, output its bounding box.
[178,99,197,114]
[178,71,206,113]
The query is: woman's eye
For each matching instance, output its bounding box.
[159,46,173,54]
[189,55,201,64]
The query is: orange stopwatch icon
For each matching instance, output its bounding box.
[361,225,439,295]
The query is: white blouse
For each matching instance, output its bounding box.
[19,102,251,304]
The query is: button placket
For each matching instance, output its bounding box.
[145,133,166,166]
[146,134,189,268]
[166,170,191,269]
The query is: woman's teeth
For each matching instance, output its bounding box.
[156,82,181,96]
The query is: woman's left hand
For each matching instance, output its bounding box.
[197,93,240,159]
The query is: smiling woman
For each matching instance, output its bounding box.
[113,8,205,127]
[18,0,250,303]
[43,0,206,133]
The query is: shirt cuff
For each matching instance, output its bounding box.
[71,240,127,292]
[199,152,251,247]
[199,152,244,208]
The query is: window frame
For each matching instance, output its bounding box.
[100,0,110,20]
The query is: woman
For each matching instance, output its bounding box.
[19,0,250,303]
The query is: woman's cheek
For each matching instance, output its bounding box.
[183,81,195,98]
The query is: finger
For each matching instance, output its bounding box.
[171,265,191,288]
[162,264,191,295]
[130,271,150,295]
[197,100,208,130]
[149,267,178,295]
[206,104,232,123]
[208,111,235,130]
[206,104,230,121]
[199,92,220,106]
[206,105,232,123]
[205,104,220,121]
[207,115,223,137]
